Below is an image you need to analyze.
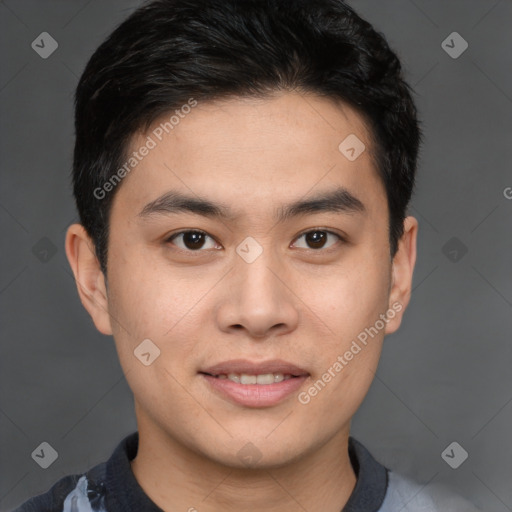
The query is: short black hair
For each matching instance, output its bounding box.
[73,0,422,274]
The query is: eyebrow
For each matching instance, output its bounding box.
[138,186,366,223]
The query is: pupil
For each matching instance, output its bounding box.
[306,231,326,249]
[184,232,205,249]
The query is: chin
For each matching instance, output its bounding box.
[197,432,312,470]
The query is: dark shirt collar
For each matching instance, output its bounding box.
[95,431,388,512]
[344,437,388,511]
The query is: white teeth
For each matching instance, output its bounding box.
[256,374,274,385]
[240,374,257,384]
[217,372,292,385]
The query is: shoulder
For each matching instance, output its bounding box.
[12,462,107,512]
[380,471,482,512]
[12,473,82,512]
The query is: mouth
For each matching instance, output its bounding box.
[199,359,310,407]
[200,372,299,385]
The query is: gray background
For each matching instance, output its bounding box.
[1,1,511,510]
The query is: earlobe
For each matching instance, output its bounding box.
[65,224,113,335]
[384,216,418,335]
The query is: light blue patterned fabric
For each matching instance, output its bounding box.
[59,470,107,512]
[380,471,481,511]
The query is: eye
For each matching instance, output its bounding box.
[292,229,344,250]
[166,230,220,251]
[166,228,344,253]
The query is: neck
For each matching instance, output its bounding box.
[131,420,357,512]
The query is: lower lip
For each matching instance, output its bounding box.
[201,374,309,408]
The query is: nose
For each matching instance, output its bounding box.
[214,247,300,340]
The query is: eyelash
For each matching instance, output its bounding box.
[165,228,346,253]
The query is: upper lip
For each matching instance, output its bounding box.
[200,359,309,377]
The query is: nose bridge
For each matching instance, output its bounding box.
[236,238,284,307]
[215,237,299,337]
[243,252,279,294]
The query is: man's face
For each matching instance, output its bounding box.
[94,93,406,467]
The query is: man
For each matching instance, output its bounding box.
[14,0,480,510]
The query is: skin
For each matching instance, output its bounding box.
[65,92,418,512]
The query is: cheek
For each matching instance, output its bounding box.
[312,253,391,340]
[300,248,389,407]
[105,261,203,419]
[106,251,213,368]
[299,266,388,427]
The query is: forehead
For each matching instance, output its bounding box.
[111,92,385,220]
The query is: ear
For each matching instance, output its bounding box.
[384,216,418,335]
[65,223,113,335]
